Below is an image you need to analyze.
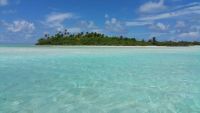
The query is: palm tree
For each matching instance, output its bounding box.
[44,34,49,38]
[64,29,68,36]
[152,37,157,43]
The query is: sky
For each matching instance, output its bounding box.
[0,0,200,43]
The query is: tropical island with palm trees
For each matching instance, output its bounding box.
[36,29,200,46]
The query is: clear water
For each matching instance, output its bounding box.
[0,46,200,113]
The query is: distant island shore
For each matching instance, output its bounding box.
[36,29,200,46]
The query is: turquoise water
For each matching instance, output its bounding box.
[0,46,200,113]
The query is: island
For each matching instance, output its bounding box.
[36,29,200,46]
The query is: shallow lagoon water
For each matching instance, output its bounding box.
[0,46,200,113]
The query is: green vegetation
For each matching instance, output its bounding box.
[36,29,200,46]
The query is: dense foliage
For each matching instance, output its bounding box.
[36,30,200,46]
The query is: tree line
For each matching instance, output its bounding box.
[36,29,200,46]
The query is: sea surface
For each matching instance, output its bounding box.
[0,45,200,113]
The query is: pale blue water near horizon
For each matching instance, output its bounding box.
[0,45,200,113]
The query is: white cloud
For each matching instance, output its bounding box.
[171,0,182,2]
[175,21,186,28]
[178,32,200,38]
[139,12,174,21]
[139,0,166,13]
[105,14,109,18]
[79,20,97,30]
[138,2,200,21]
[3,20,35,32]
[45,12,74,30]
[0,20,36,42]
[105,17,125,33]
[0,0,8,6]
[79,20,101,32]
[156,23,167,30]
[46,13,73,23]
[190,25,200,31]
[125,21,153,26]
[150,22,169,31]
[68,20,102,33]
[68,27,82,33]
[127,2,200,40]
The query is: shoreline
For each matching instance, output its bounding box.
[35,45,200,48]
[1,44,200,48]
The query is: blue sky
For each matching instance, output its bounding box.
[0,0,200,43]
